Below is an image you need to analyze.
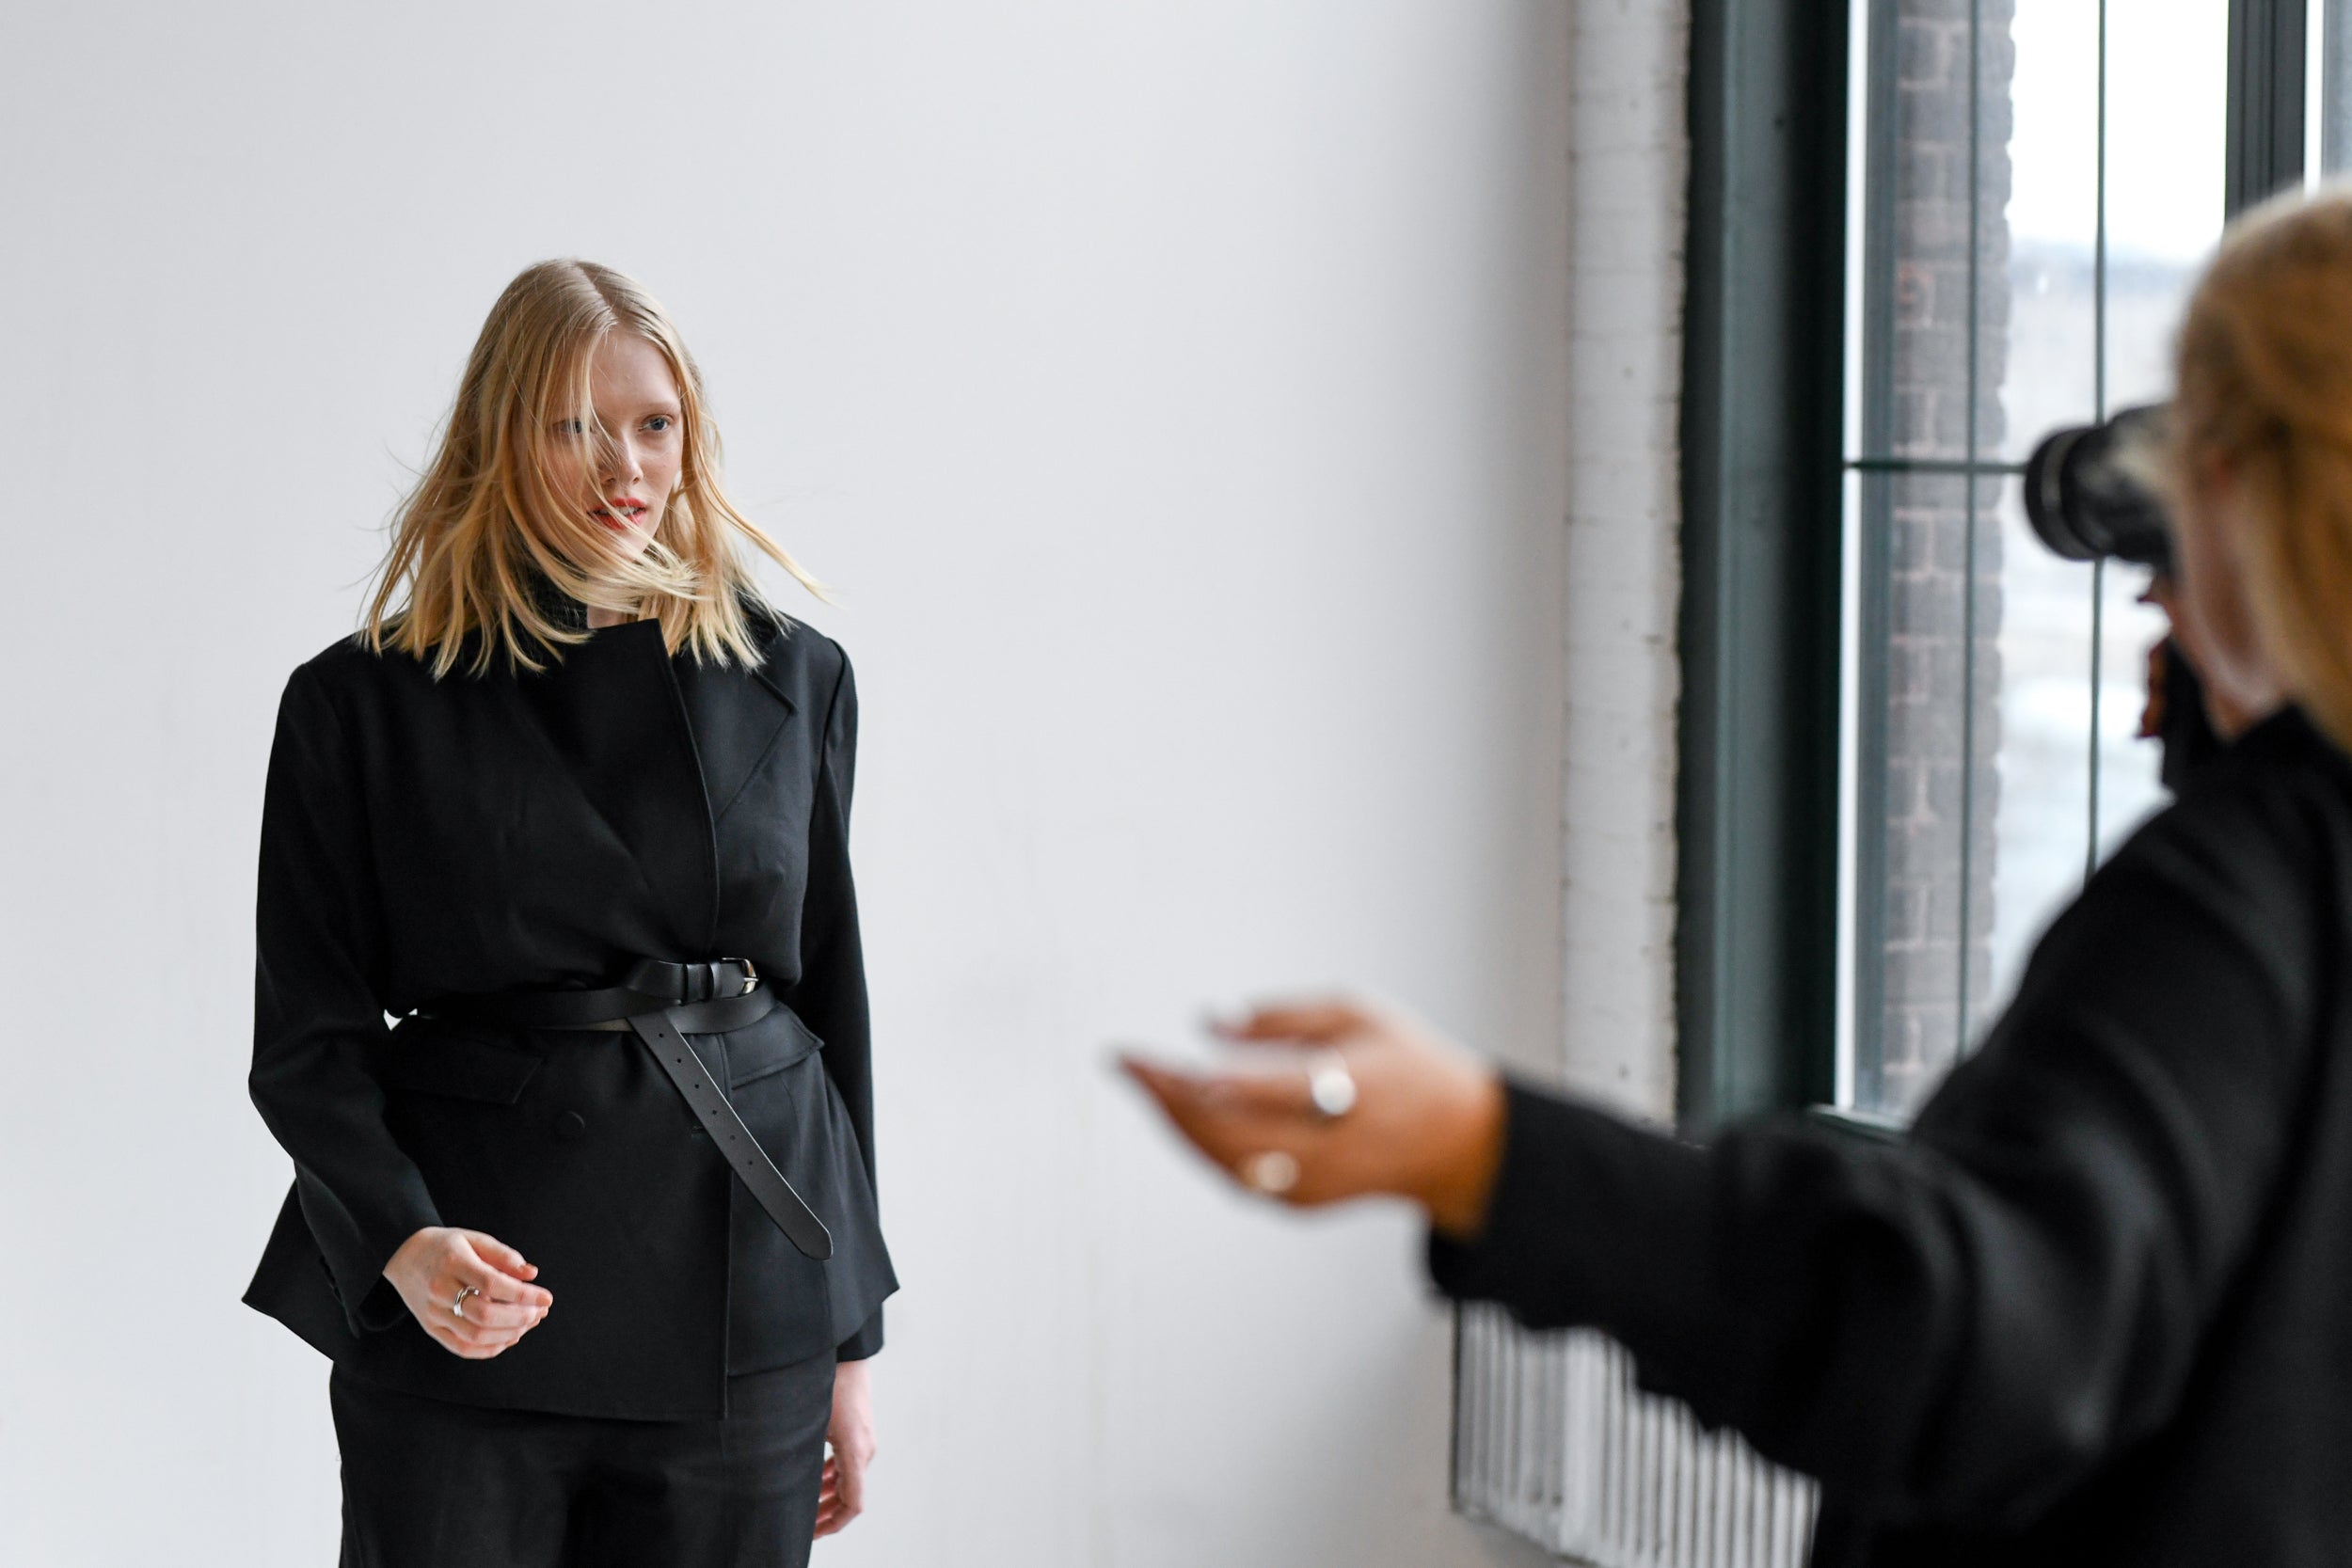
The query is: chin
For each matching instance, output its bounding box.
[604,531,658,564]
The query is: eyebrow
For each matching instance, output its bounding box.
[568,401,682,420]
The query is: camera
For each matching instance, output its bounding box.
[2020,404,2225,787]
[2022,404,2172,571]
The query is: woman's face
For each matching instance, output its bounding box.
[557,331,684,565]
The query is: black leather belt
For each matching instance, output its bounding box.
[422,958,834,1261]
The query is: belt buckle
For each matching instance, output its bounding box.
[738,958,759,995]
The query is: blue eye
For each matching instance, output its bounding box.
[645,415,675,433]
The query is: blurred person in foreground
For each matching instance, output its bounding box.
[1127,185,2352,1566]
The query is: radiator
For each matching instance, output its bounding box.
[1453,1305,1819,1567]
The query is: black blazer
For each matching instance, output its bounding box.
[1433,708,2352,1565]
[243,600,896,1421]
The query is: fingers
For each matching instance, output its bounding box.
[443,1235,551,1338]
[386,1227,555,1360]
[421,1303,532,1360]
[813,1449,866,1539]
[455,1230,553,1307]
[1212,1000,1375,1046]
[430,1232,551,1358]
[457,1266,552,1315]
[814,1456,845,1538]
[447,1287,545,1334]
[1123,998,1500,1222]
[1207,1070,1321,1117]
[437,1323,533,1359]
[1120,1057,1315,1182]
[1123,1057,1316,1134]
[435,1285,543,1354]
[433,1298,543,1359]
[837,1445,866,1516]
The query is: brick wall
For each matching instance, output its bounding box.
[1859,0,2015,1115]
[1550,0,2020,1121]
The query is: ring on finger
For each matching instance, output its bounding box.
[451,1284,480,1321]
[1308,1052,1358,1118]
[1241,1149,1300,1195]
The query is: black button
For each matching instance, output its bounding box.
[555,1111,589,1141]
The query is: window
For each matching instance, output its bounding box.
[1836,1,2231,1118]
[1678,0,2332,1132]
[1467,5,2340,1558]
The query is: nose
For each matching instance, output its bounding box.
[599,434,645,489]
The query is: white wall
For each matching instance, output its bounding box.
[0,4,1584,1565]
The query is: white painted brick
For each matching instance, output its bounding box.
[1556,0,1690,1126]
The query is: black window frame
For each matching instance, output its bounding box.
[1677,0,2312,1134]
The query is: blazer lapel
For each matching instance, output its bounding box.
[510,622,723,956]
[675,618,799,829]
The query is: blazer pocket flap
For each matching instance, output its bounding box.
[377,1022,545,1103]
[727,1007,825,1087]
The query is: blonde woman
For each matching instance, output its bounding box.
[1131,185,2352,1564]
[243,260,895,1565]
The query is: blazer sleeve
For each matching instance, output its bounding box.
[247,662,441,1334]
[1429,805,2316,1530]
[790,649,884,1360]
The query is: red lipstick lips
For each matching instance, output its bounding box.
[592,496,649,530]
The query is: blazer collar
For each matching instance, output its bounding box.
[681,605,799,828]
[742,605,800,714]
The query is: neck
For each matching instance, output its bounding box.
[584,604,632,630]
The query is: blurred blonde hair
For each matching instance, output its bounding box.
[2165,185,2352,750]
[364,259,819,676]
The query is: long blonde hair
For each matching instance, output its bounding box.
[364,260,819,676]
[2167,187,2352,750]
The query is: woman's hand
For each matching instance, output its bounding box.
[1120,999,1508,1237]
[816,1357,877,1538]
[382,1226,553,1359]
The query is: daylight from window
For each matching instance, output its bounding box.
[1839,0,2230,1118]
[1986,0,2224,1030]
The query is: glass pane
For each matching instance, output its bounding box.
[1985,476,2095,1014]
[1977,0,2226,1025]
[2104,0,2227,407]
[1981,548,2173,1020]
[1851,1,2021,466]
[2324,0,2352,175]
[1843,0,2229,1117]
[2002,0,2105,463]
[1851,469,2000,1118]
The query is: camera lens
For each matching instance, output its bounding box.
[2021,404,2173,571]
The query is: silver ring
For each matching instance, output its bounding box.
[1308,1053,1358,1119]
[451,1284,480,1321]
[1241,1150,1300,1195]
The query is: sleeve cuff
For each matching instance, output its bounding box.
[837,1307,884,1361]
[1425,1079,1720,1354]
[353,1274,411,1333]
[299,1175,441,1338]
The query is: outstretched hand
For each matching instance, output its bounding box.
[383,1226,553,1359]
[1119,999,1507,1237]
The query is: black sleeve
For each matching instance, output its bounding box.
[836,1305,884,1364]
[790,651,883,1361]
[247,663,441,1333]
[1430,815,2315,1529]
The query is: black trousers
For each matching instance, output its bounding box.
[329,1354,834,1568]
